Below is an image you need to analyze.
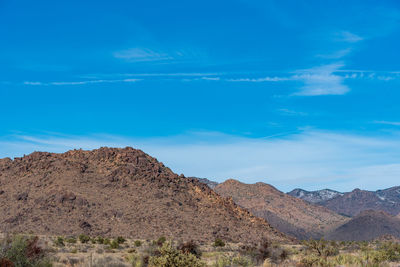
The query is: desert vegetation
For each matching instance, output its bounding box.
[2,234,400,266]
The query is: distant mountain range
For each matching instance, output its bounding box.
[287,188,343,203]
[196,178,400,240]
[214,179,348,239]
[288,187,400,217]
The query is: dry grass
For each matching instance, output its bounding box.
[3,234,400,266]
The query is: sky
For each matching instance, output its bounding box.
[1,0,400,192]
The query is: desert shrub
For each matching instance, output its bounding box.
[299,254,325,267]
[134,240,142,247]
[103,238,111,245]
[70,248,77,254]
[116,236,126,244]
[212,256,231,267]
[378,242,400,261]
[78,234,90,244]
[242,239,288,265]
[232,255,253,266]
[96,237,104,244]
[213,238,225,248]
[126,253,143,267]
[177,240,201,258]
[142,242,161,263]
[65,237,77,244]
[332,254,364,266]
[54,237,64,247]
[109,240,119,249]
[0,235,52,267]
[302,239,339,257]
[156,236,166,247]
[148,241,205,267]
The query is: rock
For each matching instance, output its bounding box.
[79,221,92,230]
[15,192,28,201]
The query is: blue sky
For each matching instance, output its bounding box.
[1,0,400,192]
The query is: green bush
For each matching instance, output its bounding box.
[232,255,253,266]
[213,238,225,247]
[96,236,104,244]
[134,240,142,247]
[0,235,52,267]
[65,237,77,244]
[103,238,111,245]
[116,236,126,244]
[54,236,64,247]
[109,240,119,249]
[78,234,90,244]
[148,241,205,267]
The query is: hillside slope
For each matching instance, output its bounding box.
[0,147,288,244]
[327,210,400,241]
[214,179,348,239]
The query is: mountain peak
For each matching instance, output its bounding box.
[287,188,343,204]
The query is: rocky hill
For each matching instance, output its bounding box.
[0,147,289,244]
[214,179,348,239]
[327,210,400,241]
[287,188,343,204]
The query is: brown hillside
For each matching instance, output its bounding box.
[214,179,349,239]
[327,210,400,241]
[0,147,289,244]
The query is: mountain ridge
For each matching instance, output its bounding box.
[214,179,349,239]
[0,147,289,244]
[289,186,400,217]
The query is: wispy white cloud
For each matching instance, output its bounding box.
[119,72,222,77]
[226,76,289,82]
[200,77,220,81]
[292,63,349,96]
[316,48,353,59]
[336,31,364,43]
[278,108,308,116]
[113,48,173,62]
[23,79,141,86]
[2,130,400,192]
[374,121,400,126]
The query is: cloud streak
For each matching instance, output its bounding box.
[113,48,173,62]
[336,31,364,43]
[23,79,141,86]
[374,121,400,126]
